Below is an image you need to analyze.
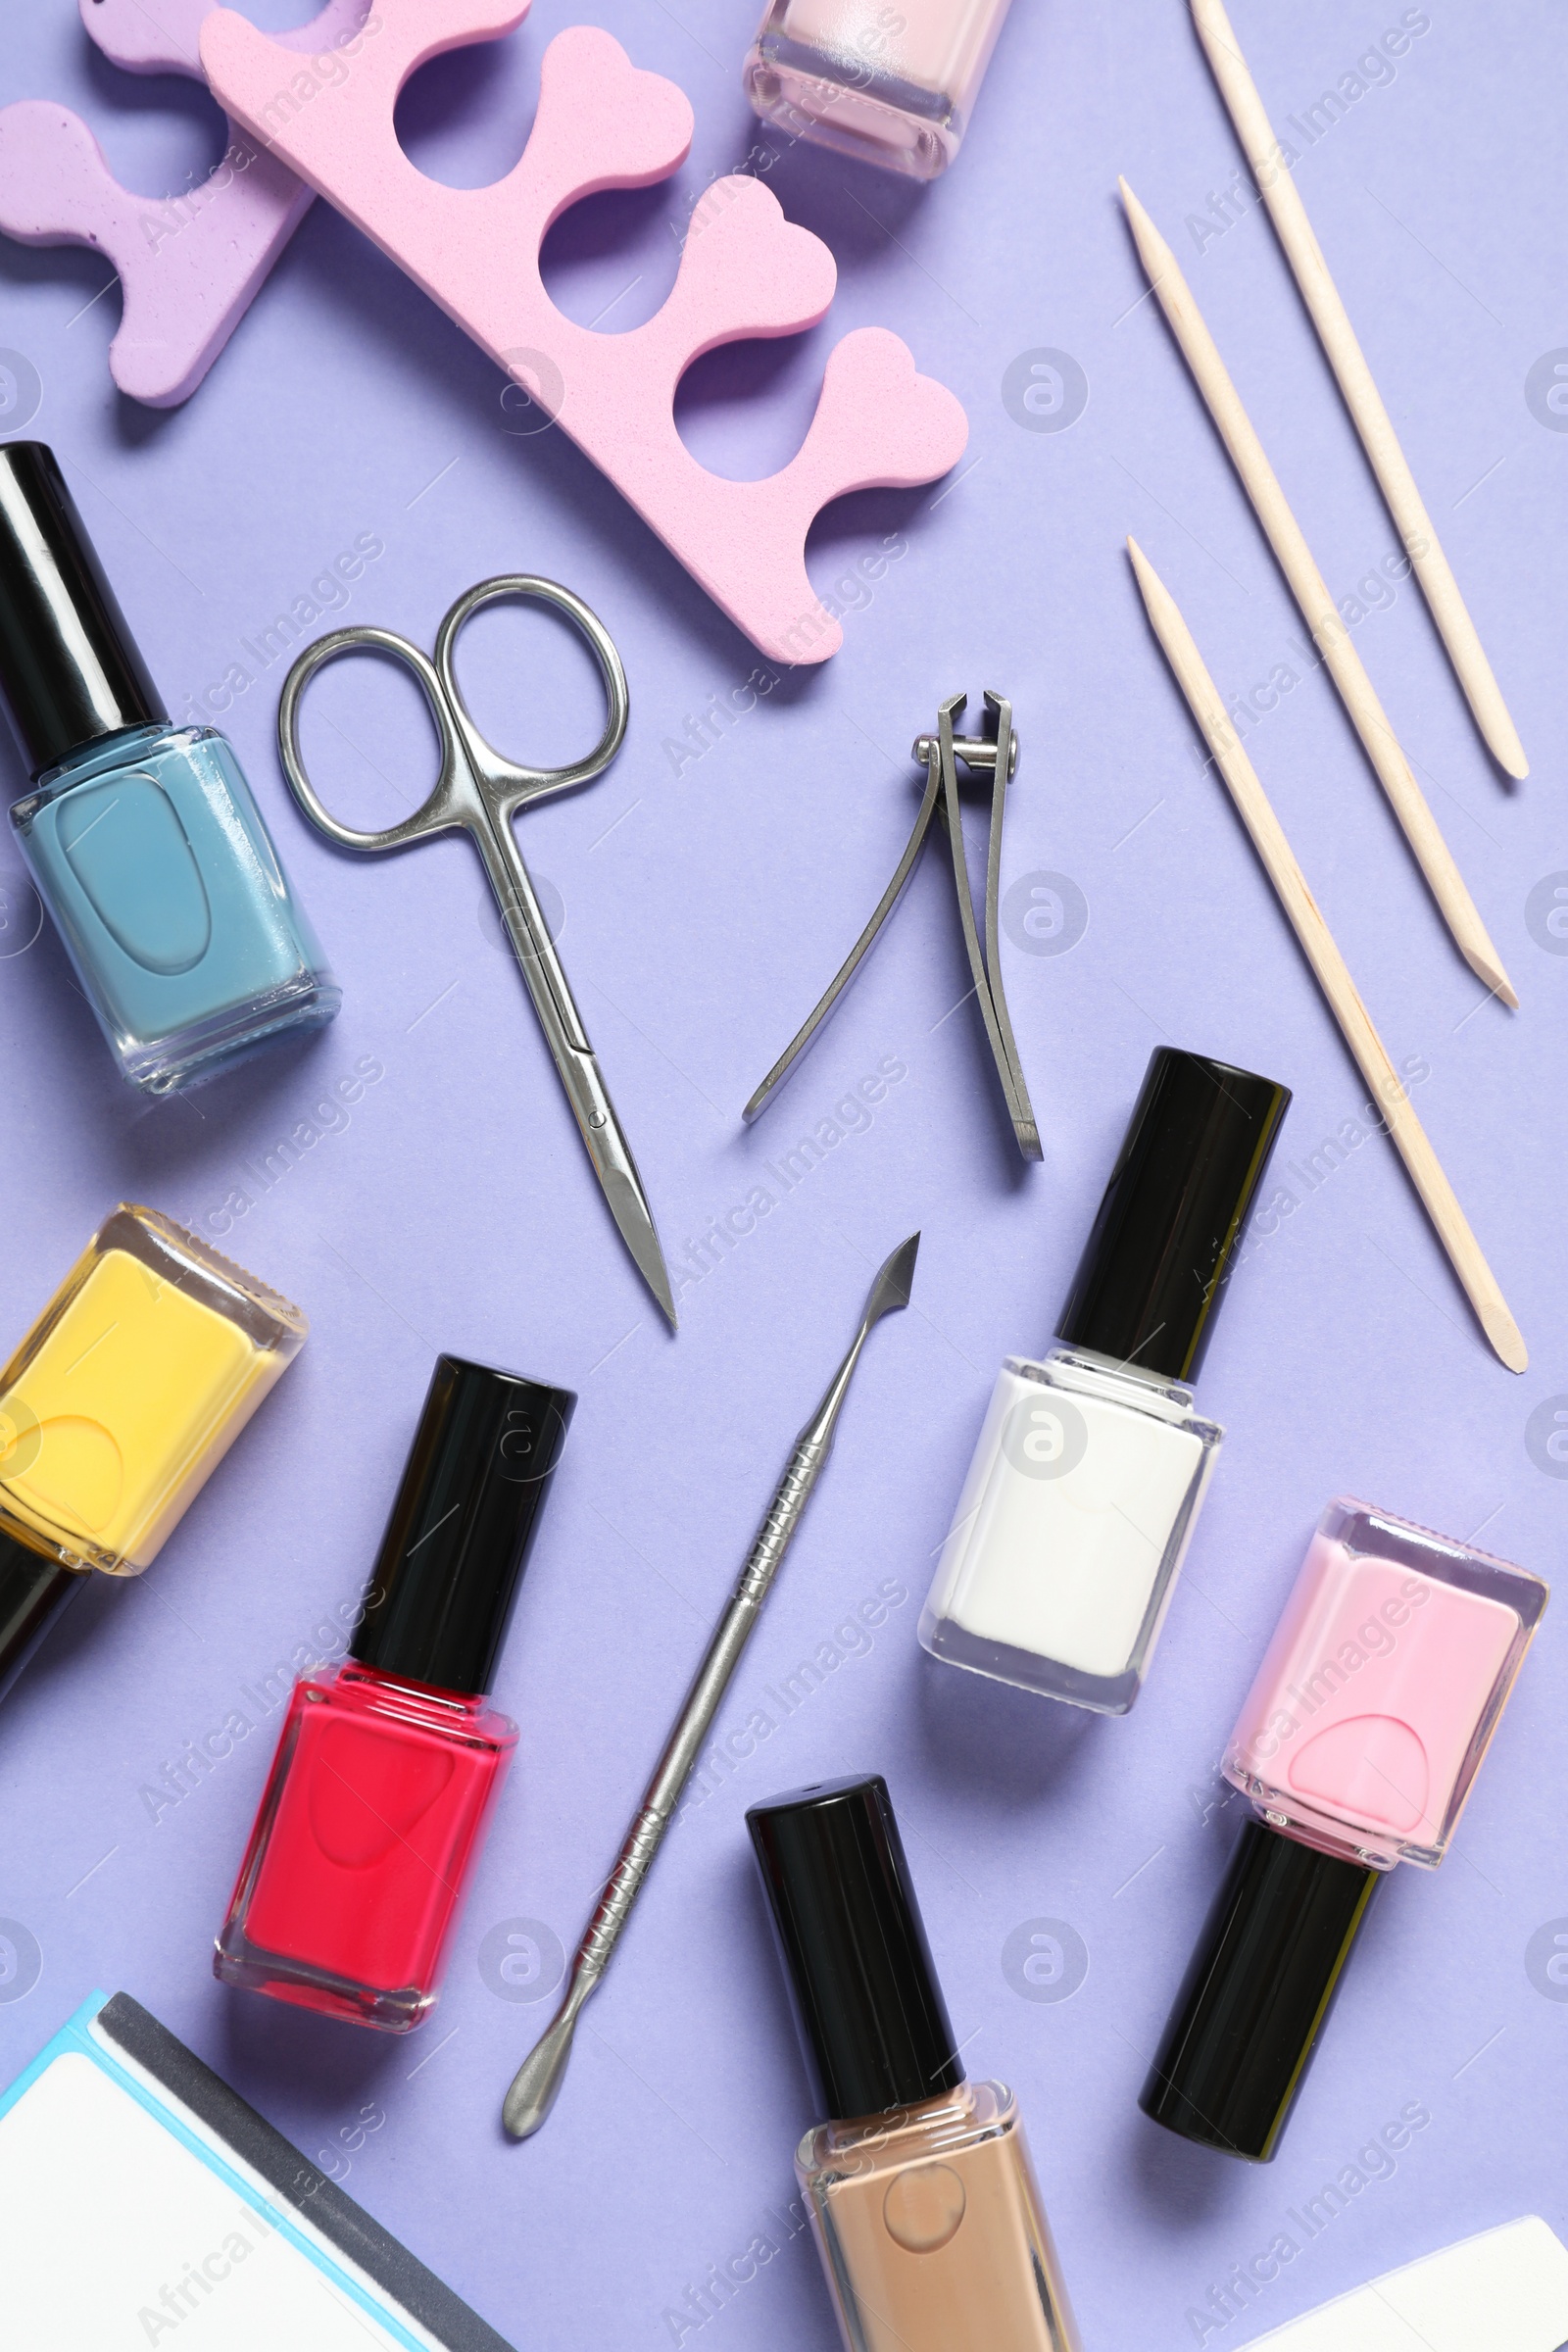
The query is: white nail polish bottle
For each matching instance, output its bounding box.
[919,1048,1290,1714]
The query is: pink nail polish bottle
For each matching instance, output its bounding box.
[1142,1496,1547,2160]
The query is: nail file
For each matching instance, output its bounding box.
[1237,2218,1568,2351]
[0,1991,515,2349]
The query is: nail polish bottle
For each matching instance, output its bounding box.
[743,0,1014,179]
[0,443,339,1093]
[919,1048,1290,1714]
[748,1775,1082,2352]
[215,1354,575,2032]
[1142,1496,1547,2161]
[0,1202,306,1703]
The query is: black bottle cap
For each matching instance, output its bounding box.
[0,1524,89,1706]
[350,1354,575,1698]
[747,1774,964,2122]
[1056,1047,1291,1382]
[1140,1817,1380,2162]
[0,442,166,781]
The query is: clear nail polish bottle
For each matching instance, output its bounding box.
[216,1354,574,2032]
[920,1048,1290,1713]
[1142,1496,1546,2161]
[748,1775,1082,2352]
[743,0,1014,179]
[0,443,339,1093]
[0,1202,307,1702]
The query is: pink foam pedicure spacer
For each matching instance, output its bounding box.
[0,0,368,407]
[199,0,968,662]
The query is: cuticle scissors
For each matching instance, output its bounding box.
[277,573,675,1326]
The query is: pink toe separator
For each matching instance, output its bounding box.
[0,0,368,407]
[199,1,968,662]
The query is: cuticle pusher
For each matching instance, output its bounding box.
[501,1231,920,2140]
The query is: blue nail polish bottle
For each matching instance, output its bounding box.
[0,443,339,1093]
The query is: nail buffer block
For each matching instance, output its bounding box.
[1238,2217,1568,2351]
[0,1990,515,2349]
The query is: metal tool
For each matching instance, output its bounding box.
[277,575,675,1325]
[501,1232,920,2140]
[744,690,1039,1158]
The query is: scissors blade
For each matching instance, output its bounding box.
[563,1044,678,1328]
[484,842,676,1328]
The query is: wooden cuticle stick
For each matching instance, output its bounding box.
[1191,0,1527,782]
[1128,535,1525,1375]
[1119,175,1517,1010]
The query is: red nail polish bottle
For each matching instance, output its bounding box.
[215,1353,574,2032]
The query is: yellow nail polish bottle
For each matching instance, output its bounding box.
[0,1204,306,1699]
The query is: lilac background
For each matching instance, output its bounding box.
[2,1,1567,2345]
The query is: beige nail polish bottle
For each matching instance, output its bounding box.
[748,1775,1082,2352]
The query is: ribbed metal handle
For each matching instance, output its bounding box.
[735,1441,824,1606]
[580,1805,663,1973]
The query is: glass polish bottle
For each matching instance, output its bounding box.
[0,1203,306,1703]
[744,0,1015,179]
[215,1354,575,2033]
[0,442,338,1094]
[919,1047,1290,1714]
[1142,1497,1546,2162]
[748,1775,1081,2352]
